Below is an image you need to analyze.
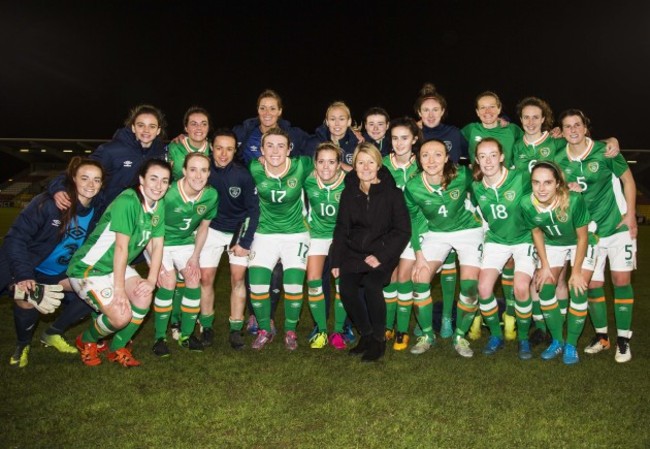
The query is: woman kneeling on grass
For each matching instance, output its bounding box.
[330,143,411,362]
[2,158,104,368]
[68,159,171,367]
[522,162,595,364]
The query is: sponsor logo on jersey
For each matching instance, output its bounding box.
[250,145,258,152]
[588,162,599,173]
[480,195,487,201]
[197,205,207,215]
[51,219,61,227]
[474,136,482,142]
[449,189,460,200]
[174,207,184,213]
[540,147,551,157]
[124,160,133,168]
[229,187,241,198]
[424,200,432,206]
[151,215,160,227]
[287,177,298,188]
[534,216,543,223]
[101,288,112,299]
[504,190,516,201]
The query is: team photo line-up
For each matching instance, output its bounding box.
[3,83,636,368]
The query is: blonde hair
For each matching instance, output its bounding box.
[325,101,351,120]
[352,142,382,167]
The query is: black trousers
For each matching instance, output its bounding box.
[339,269,390,341]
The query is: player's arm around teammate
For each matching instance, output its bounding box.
[556,109,637,362]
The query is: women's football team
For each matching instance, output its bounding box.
[3,84,637,367]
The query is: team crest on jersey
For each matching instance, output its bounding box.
[504,190,516,201]
[449,189,460,200]
[444,141,452,152]
[588,162,599,173]
[556,210,568,223]
[229,187,241,198]
[335,192,341,202]
[287,177,298,188]
[151,215,160,227]
[345,154,353,164]
[101,288,112,299]
[197,205,207,215]
[540,147,551,157]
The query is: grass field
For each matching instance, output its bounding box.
[0,208,648,449]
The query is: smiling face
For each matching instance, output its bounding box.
[561,115,588,146]
[212,135,237,168]
[326,107,351,141]
[531,166,559,205]
[355,151,380,184]
[418,98,445,128]
[74,164,103,205]
[139,165,170,203]
[419,141,448,179]
[184,112,209,146]
[475,140,504,179]
[261,134,290,169]
[257,97,282,132]
[182,154,210,195]
[476,95,501,128]
[391,125,417,158]
[365,114,389,141]
[131,113,161,148]
[520,105,545,138]
[315,148,340,183]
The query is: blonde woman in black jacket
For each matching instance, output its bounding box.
[330,143,411,362]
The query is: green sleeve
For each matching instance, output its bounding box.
[571,193,590,229]
[110,194,138,236]
[610,153,629,178]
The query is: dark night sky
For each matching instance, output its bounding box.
[1,1,649,148]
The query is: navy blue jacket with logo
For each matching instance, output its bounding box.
[233,117,310,164]
[304,125,361,166]
[207,159,259,250]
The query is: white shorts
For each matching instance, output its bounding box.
[481,242,536,277]
[545,244,596,271]
[249,232,309,271]
[400,241,416,261]
[591,231,636,282]
[69,266,140,312]
[307,237,332,257]
[200,228,249,268]
[160,244,195,272]
[421,227,484,268]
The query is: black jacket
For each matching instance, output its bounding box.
[330,166,411,274]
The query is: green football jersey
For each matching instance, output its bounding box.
[167,137,211,180]
[472,168,532,245]
[461,122,524,167]
[304,170,345,239]
[67,188,165,278]
[521,192,590,246]
[250,156,313,234]
[405,166,482,250]
[554,139,629,238]
[512,132,566,184]
[384,153,428,237]
[383,153,419,190]
[163,180,218,246]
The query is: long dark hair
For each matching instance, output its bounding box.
[61,157,104,237]
[133,159,172,205]
[418,138,457,190]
